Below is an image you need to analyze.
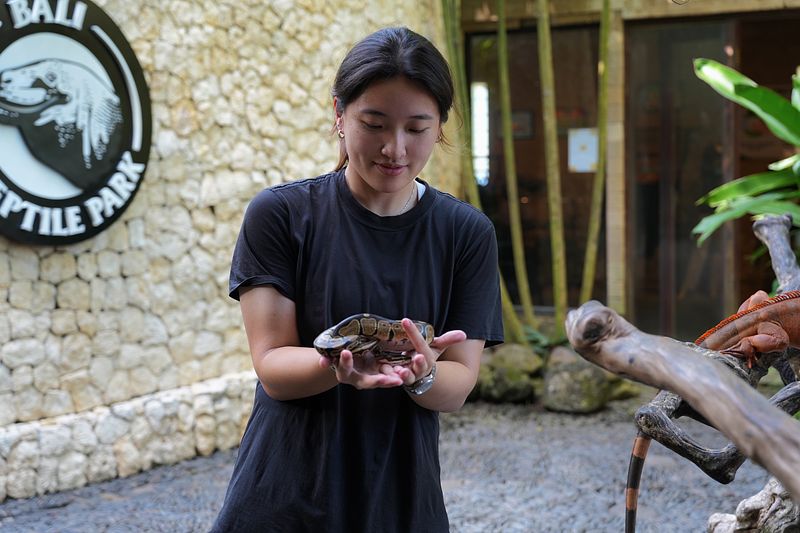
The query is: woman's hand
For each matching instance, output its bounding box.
[318,349,406,389]
[317,318,467,390]
[317,317,483,411]
[395,318,466,387]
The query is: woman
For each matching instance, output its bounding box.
[212,26,503,532]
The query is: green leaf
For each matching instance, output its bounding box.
[694,58,756,95]
[792,73,800,111]
[693,206,752,245]
[694,58,800,146]
[735,85,800,146]
[769,154,800,171]
[696,169,798,207]
[693,191,800,244]
[749,200,800,227]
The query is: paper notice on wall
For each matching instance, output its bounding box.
[568,128,598,173]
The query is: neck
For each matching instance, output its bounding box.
[345,170,418,216]
[389,183,418,216]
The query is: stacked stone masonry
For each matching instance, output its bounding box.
[0,372,255,501]
[0,0,457,502]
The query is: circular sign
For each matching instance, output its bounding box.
[0,0,151,244]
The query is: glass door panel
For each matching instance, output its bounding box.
[627,21,729,339]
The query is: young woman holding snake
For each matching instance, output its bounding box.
[211,26,504,532]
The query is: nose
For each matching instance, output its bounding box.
[380,131,406,161]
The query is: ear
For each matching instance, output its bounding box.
[333,98,346,134]
[333,97,343,119]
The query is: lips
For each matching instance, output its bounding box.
[375,162,407,177]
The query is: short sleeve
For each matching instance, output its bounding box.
[229,188,296,301]
[446,215,504,347]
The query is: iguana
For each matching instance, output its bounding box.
[625,289,800,533]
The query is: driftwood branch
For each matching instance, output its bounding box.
[753,214,800,293]
[565,302,800,501]
[754,215,800,384]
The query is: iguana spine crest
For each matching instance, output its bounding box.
[694,290,800,344]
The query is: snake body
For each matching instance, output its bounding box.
[313,314,434,365]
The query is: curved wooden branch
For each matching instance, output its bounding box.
[566,301,800,501]
[753,215,800,293]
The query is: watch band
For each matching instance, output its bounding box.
[404,363,437,395]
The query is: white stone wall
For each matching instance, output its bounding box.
[0,0,458,501]
[0,372,255,501]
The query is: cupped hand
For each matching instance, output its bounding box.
[318,349,405,389]
[394,318,467,386]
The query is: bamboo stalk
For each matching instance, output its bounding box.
[579,0,610,304]
[497,0,539,330]
[536,0,569,335]
[441,0,529,343]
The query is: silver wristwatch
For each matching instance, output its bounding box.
[404,363,437,395]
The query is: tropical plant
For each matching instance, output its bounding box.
[692,59,800,244]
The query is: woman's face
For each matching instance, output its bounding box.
[337,76,441,196]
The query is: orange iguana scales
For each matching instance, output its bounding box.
[695,290,800,367]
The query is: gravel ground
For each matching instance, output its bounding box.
[0,395,771,533]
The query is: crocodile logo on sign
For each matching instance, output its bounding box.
[0,0,151,244]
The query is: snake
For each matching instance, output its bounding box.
[313,313,434,365]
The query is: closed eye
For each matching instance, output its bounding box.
[361,121,382,130]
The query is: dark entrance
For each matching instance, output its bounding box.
[627,12,800,340]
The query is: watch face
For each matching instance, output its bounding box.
[0,0,151,244]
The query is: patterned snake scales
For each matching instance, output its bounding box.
[313,313,435,365]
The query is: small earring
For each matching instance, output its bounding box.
[337,129,345,139]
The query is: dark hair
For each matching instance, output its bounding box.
[332,26,454,170]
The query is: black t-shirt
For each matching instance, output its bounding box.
[212,169,503,532]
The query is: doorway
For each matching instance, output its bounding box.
[735,16,800,301]
[627,13,800,340]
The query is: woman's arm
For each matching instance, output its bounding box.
[239,285,406,400]
[398,319,484,413]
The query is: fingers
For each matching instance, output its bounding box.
[355,372,404,389]
[406,353,429,386]
[324,320,467,390]
[430,330,467,350]
[390,363,415,385]
[401,319,466,353]
[333,350,404,389]
[401,319,433,382]
[402,318,430,353]
[401,320,467,385]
